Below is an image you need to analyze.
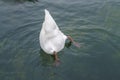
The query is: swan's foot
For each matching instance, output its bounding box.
[53,51,60,66]
[67,36,80,48]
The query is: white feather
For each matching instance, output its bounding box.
[39,9,67,54]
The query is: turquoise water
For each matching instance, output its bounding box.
[0,0,120,80]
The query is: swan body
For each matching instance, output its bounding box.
[39,9,67,54]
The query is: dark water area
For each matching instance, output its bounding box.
[2,0,38,3]
[0,0,120,80]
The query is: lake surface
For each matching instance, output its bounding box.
[0,0,120,80]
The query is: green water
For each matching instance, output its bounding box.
[0,0,120,80]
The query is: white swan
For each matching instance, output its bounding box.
[39,9,79,63]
